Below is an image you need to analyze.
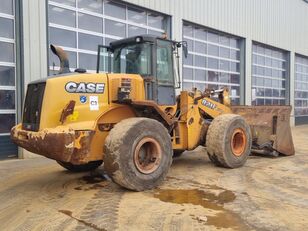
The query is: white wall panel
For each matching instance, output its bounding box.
[126,0,308,55]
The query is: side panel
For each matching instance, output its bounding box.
[40,73,109,130]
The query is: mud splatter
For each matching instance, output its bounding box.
[81,174,107,184]
[74,172,110,191]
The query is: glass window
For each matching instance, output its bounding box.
[148,13,164,29]
[105,19,126,37]
[157,40,174,85]
[183,82,193,90]
[51,0,75,7]
[104,1,126,19]
[0,42,14,63]
[195,69,206,81]
[194,28,206,40]
[78,13,103,33]
[0,0,16,147]
[252,43,287,105]
[78,0,103,13]
[0,90,15,110]
[195,55,206,68]
[220,47,230,58]
[49,6,76,27]
[78,33,103,51]
[0,66,15,86]
[0,0,14,15]
[295,55,308,117]
[48,0,170,74]
[183,23,241,104]
[148,30,163,36]
[208,32,219,43]
[183,68,193,80]
[0,18,14,39]
[208,44,219,56]
[208,58,219,69]
[194,41,206,53]
[128,25,147,37]
[79,53,97,70]
[0,114,15,133]
[128,7,146,25]
[113,43,152,76]
[49,27,76,48]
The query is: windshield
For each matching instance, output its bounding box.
[113,43,152,76]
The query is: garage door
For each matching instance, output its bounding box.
[48,0,171,73]
[0,0,18,159]
[295,55,308,125]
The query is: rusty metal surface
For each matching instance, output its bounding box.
[231,106,295,156]
[60,100,76,124]
[11,124,95,164]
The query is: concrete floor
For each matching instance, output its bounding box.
[0,126,307,231]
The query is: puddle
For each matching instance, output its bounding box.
[154,187,249,230]
[154,188,235,210]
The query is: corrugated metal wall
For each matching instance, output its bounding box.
[126,0,308,55]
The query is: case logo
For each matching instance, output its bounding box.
[65,82,105,94]
[201,99,217,110]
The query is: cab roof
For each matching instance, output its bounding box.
[109,34,173,48]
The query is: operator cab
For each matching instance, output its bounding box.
[97,35,186,105]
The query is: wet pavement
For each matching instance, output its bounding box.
[0,125,307,230]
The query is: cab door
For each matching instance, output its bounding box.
[156,39,176,105]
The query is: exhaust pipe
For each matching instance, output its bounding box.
[50,44,70,74]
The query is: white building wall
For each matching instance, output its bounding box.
[22,0,48,86]
[127,0,308,55]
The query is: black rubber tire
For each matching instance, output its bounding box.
[206,114,252,168]
[173,150,185,158]
[103,118,173,191]
[57,160,103,172]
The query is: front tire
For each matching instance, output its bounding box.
[206,114,252,168]
[57,160,103,172]
[104,118,173,191]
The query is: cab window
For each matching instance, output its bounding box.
[113,43,152,76]
[156,40,174,85]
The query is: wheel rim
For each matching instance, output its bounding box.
[134,137,162,174]
[231,128,247,156]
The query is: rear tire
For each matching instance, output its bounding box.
[104,118,173,191]
[57,160,103,172]
[206,114,252,168]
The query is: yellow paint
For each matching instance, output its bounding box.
[16,72,234,164]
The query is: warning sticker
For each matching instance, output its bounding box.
[89,96,99,111]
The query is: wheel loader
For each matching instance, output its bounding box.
[11,35,294,191]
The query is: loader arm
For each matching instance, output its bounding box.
[197,96,232,118]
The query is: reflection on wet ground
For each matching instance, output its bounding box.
[154,187,249,230]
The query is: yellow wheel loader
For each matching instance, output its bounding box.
[11,35,294,191]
